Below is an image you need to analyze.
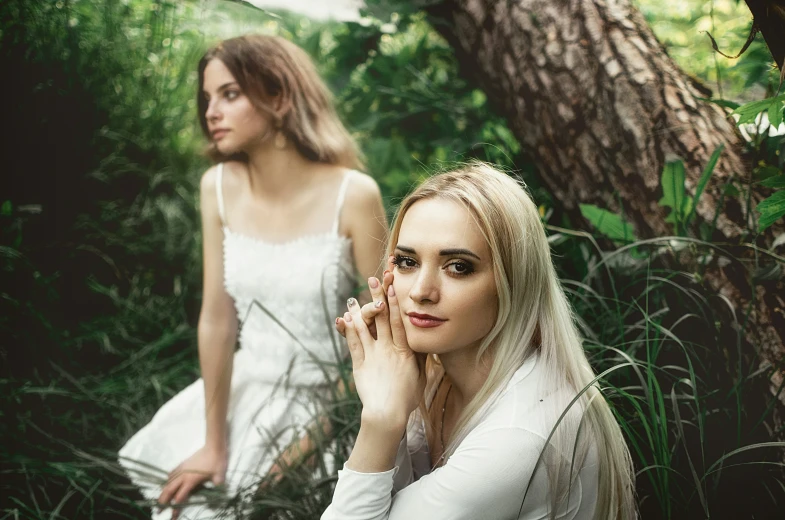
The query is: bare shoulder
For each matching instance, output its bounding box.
[200,164,220,195]
[200,160,246,196]
[344,171,382,209]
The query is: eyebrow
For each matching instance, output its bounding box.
[395,244,481,261]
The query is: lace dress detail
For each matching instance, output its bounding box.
[119,164,357,519]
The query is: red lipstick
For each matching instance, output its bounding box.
[407,312,447,328]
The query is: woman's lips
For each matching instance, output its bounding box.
[407,313,447,328]
[211,129,229,140]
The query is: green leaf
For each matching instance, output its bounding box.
[731,93,785,125]
[757,191,785,232]
[768,97,784,129]
[695,96,740,110]
[659,159,688,227]
[755,165,783,181]
[686,145,723,226]
[760,176,785,189]
[1,200,11,216]
[579,204,637,242]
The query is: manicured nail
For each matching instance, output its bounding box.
[387,284,395,297]
[375,300,384,308]
[344,312,352,322]
[368,277,379,289]
[383,269,390,277]
[335,317,340,326]
[347,297,357,308]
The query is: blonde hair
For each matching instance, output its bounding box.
[388,162,636,519]
[197,34,363,170]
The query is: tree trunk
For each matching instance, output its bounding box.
[744,0,785,69]
[422,0,784,402]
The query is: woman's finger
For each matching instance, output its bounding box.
[158,475,181,507]
[173,475,200,507]
[342,313,364,367]
[334,317,346,338]
[346,298,375,347]
[366,277,392,341]
[386,283,408,348]
[359,298,385,325]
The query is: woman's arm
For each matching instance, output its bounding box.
[196,166,238,451]
[324,428,566,520]
[342,172,388,304]
[157,166,238,517]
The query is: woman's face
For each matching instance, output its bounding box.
[202,58,270,154]
[391,198,498,357]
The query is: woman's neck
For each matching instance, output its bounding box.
[438,346,491,410]
[244,142,316,199]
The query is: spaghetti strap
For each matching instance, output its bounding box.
[216,163,227,227]
[331,170,354,235]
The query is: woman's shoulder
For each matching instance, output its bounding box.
[478,355,566,436]
[199,160,247,194]
[343,170,381,204]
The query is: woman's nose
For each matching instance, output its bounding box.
[205,99,221,122]
[408,268,440,304]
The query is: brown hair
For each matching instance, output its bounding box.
[197,34,363,169]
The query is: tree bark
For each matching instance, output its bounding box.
[422,0,784,402]
[743,0,785,69]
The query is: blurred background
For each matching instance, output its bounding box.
[1,0,783,518]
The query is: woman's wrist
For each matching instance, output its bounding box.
[204,436,228,455]
[346,418,406,473]
[360,408,408,434]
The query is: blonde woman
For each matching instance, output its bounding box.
[325,162,635,519]
[119,35,387,519]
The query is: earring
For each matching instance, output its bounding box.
[274,130,286,150]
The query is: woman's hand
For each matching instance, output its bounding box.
[338,273,424,428]
[335,270,393,340]
[157,445,227,519]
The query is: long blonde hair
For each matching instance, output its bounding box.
[197,34,363,170]
[387,162,636,519]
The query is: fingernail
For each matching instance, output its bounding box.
[344,311,352,322]
[368,277,379,289]
[388,284,395,296]
[347,297,357,308]
[335,317,340,325]
[375,300,383,308]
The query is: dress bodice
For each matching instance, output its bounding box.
[217,163,357,385]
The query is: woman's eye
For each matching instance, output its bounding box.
[446,261,474,276]
[225,90,239,100]
[393,255,417,270]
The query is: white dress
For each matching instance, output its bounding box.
[321,352,600,520]
[120,164,357,519]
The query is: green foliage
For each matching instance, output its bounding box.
[579,204,638,243]
[2,0,784,519]
[757,190,785,231]
[732,93,785,125]
[660,159,694,232]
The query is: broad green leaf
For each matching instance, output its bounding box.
[755,165,783,181]
[760,176,785,189]
[768,97,784,129]
[579,204,637,242]
[1,200,11,216]
[757,191,785,232]
[659,159,688,226]
[731,93,785,125]
[687,145,723,225]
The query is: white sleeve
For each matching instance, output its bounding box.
[322,428,579,520]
